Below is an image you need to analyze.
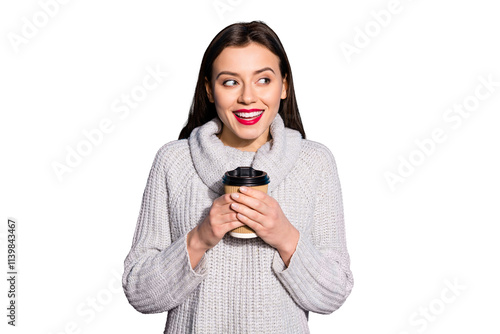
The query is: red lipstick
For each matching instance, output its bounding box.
[233,109,264,125]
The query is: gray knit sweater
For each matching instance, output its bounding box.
[122,114,353,333]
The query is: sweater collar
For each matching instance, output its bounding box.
[188,113,303,195]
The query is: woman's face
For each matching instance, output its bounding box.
[205,42,287,151]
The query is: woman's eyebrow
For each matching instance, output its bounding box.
[215,67,275,80]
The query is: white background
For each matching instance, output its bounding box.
[1,0,499,333]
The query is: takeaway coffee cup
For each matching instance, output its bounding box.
[222,167,270,238]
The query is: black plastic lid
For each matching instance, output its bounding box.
[222,167,270,187]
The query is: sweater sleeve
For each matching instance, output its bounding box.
[122,146,209,314]
[272,146,354,314]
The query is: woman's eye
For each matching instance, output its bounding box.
[223,79,238,86]
[258,78,270,84]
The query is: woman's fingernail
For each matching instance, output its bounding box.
[231,203,239,210]
[240,186,248,193]
[231,193,239,199]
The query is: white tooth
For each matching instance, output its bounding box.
[236,110,263,118]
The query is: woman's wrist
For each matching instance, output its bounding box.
[187,227,209,269]
[277,226,300,267]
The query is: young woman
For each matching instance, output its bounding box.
[122,21,353,333]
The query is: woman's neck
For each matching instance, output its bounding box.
[217,126,271,152]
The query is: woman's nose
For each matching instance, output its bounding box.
[237,84,257,104]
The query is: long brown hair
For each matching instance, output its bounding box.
[178,21,306,139]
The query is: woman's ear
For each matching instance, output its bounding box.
[281,74,288,99]
[205,77,214,103]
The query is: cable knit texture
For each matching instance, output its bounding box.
[122,114,354,333]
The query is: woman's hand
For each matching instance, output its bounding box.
[229,186,300,266]
[187,194,244,268]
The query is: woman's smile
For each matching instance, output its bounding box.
[233,109,265,125]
